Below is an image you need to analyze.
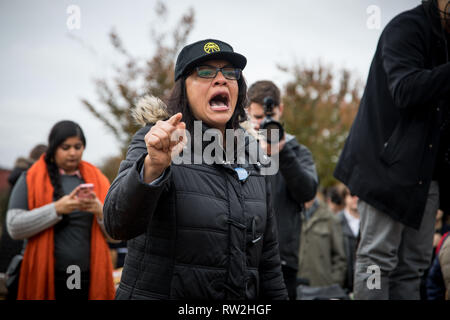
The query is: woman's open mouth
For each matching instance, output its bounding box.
[209,92,230,111]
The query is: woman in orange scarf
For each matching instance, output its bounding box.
[6,120,115,300]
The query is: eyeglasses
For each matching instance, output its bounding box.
[195,65,241,80]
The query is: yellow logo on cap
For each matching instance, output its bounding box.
[204,42,220,54]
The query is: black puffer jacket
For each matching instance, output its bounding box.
[104,124,288,300]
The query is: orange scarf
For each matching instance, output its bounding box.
[17,155,115,300]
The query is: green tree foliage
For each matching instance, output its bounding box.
[280,63,362,188]
[81,2,195,182]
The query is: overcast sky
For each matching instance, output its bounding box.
[0,0,419,169]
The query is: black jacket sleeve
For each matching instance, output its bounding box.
[259,176,289,300]
[278,138,318,206]
[103,125,171,240]
[381,12,450,109]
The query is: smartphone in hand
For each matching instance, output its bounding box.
[76,183,94,199]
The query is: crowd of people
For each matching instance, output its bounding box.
[0,0,449,300]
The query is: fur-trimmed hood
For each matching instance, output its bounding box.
[132,95,169,126]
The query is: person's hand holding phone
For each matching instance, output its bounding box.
[54,186,82,215]
[76,183,94,200]
[76,183,104,220]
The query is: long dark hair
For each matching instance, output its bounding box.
[165,73,248,133]
[44,120,86,200]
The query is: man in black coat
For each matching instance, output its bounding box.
[246,80,318,300]
[334,0,450,299]
[336,187,360,294]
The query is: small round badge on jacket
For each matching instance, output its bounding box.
[234,167,249,181]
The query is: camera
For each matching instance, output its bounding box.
[259,96,284,144]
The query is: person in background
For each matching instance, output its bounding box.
[422,209,450,298]
[297,194,347,289]
[7,145,48,188]
[337,187,360,294]
[426,231,450,299]
[6,120,115,300]
[0,144,47,300]
[246,80,318,300]
[439,232,450,299]
[325,185,346,215]
[434,209,450,246]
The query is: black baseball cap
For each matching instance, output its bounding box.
[174,39,247,81]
